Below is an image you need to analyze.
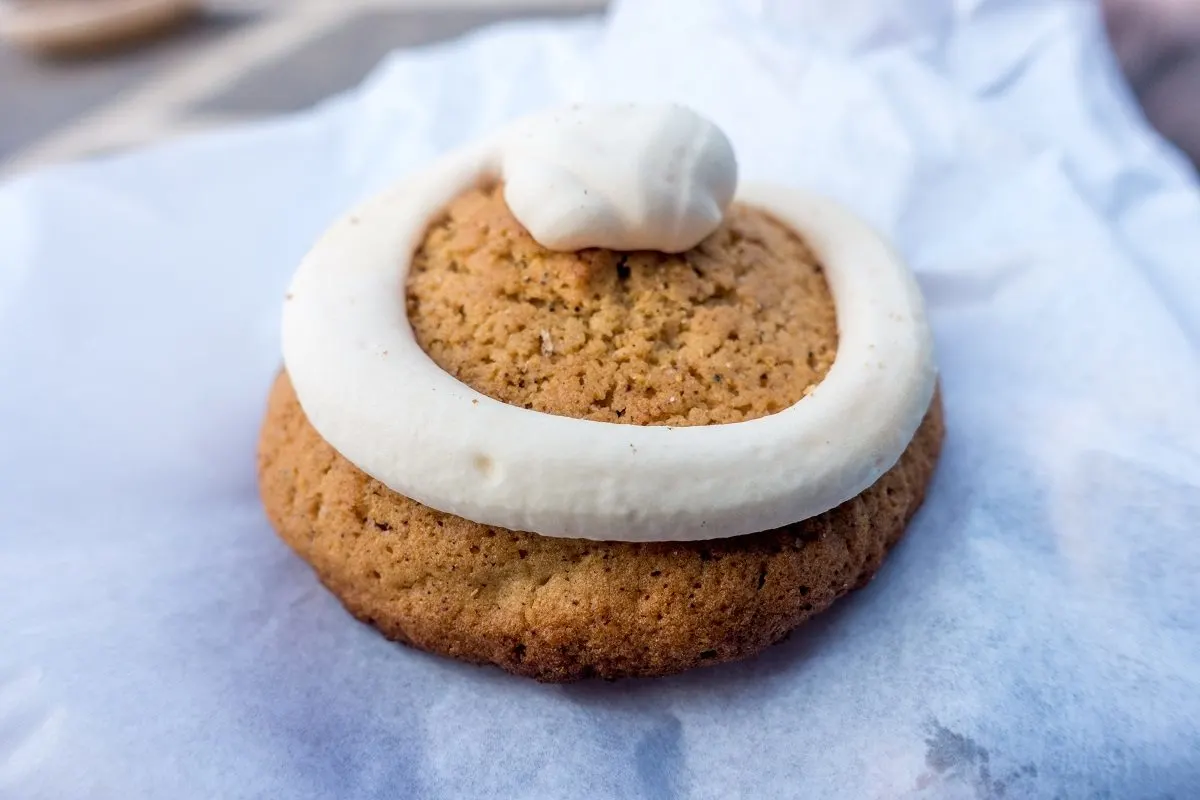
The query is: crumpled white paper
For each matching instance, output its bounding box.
[2,0,1199,797]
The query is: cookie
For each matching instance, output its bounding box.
[259,185,943,682]
[263,104,943,680]
[0,0,197,57]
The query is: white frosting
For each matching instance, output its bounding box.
[501,105,737,253]
[282,104,936,542]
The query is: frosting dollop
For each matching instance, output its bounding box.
[500,104,737,253]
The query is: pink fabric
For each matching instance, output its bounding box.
[1105,0,1200,164]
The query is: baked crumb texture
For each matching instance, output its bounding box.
[406,183,838,426]
[259,185,944,681]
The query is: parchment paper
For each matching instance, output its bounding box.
[2,1,1199,797]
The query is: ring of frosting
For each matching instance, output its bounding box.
[282,109,936,542]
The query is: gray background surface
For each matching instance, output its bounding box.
[1,0,606,171]
[2,0,1198,173]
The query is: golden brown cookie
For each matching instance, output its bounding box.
[258,186,944,681]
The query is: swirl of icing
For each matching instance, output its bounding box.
[282,104,936,542]
[501,104,737,253]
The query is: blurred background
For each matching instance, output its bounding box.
[0,0,1197,175]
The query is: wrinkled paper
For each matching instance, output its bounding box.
[2,1,1199,797]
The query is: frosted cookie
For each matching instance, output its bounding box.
[258,104,943,681]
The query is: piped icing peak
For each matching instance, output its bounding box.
[501,104,737,253]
